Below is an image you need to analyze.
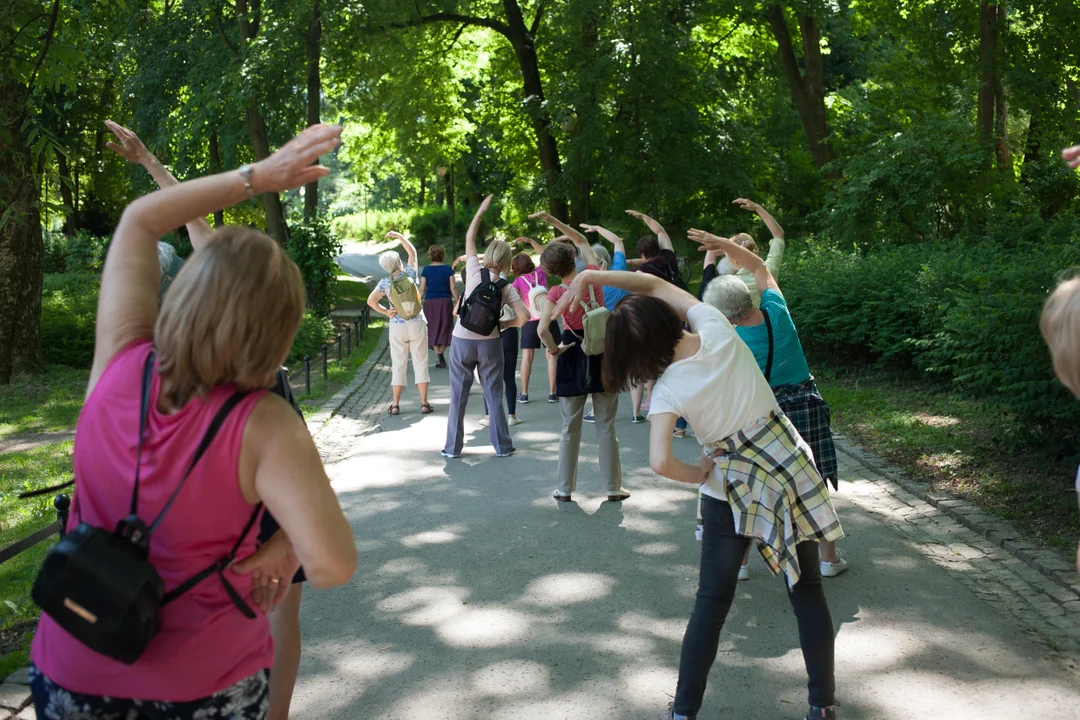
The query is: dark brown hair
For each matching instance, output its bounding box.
[601,294,683,392]
[512,253,535,277]
[540,242,577,278]
[637,234,660,259]
[428,244,446,263]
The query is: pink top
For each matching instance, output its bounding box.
[31,339,274,701]
[546,264,603,331]
[511,269,548,306]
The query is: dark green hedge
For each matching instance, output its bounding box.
[40,274,100,369]
[783,223,1080,458]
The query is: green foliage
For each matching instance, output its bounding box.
[39,274,99,369]
[287,214,343,317]
[785,221,1080,457]
[289,312,335,363]
[64,230,109,273]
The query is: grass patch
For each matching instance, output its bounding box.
[813,359,1079,552]
[291,318,387,416]
[0,442,75,668]
[0,365,88,437]
[333,276,371,313]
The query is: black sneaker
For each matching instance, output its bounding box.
[547,393,558,403]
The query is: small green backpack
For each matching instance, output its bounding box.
[389,273,422,320]
[579,285,610,356]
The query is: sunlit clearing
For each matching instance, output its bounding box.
[512,430,562,443]
[871,554,921,570]
[521,572,616,606]
[471,660,551,696]
[377,557,428,575]
[437,606,533,648]
[400,525,466,547]
[914,412,961,428]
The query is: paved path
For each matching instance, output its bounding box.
[295,347,1080,720]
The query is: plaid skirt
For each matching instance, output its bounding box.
[773,378,838,490]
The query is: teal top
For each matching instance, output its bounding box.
[734,289,811,387]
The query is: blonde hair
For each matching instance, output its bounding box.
[155,227,305,408]
[1041,275,1080,398]
[379,251,403,274]
[483,239,513,274]
[734,232,758,255]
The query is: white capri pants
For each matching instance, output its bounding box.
[389,319,431,386]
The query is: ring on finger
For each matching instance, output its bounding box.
[270,577,281,584]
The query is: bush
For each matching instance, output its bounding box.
[39,274,100,369]
[64,230,109,273]
[784,223,1080,457]
[287,214,343,316]
[289,312,334,363]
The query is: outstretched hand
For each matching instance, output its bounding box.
[253,124,341,195]
[385,230,406,242]
[687,228,729,251]
[233,530,300,614]
[1064,144,1080,170]
[625,209,661,232]
[105,120,152,165]
[733,198,762,213]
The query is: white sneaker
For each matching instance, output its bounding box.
[820,552,848,578]
[738,565,750,581]
[508,416,522,426]
[478,416,489,427]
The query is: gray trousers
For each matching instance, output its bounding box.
[444,337,513,455]
[558,392,622,495]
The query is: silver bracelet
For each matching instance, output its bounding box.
[238,164,256,200]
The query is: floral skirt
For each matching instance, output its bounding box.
[29,665,269,719]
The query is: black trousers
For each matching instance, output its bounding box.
[673,494,835,716]
[484,327,519,415]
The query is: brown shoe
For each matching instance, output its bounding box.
[607,490,631,502]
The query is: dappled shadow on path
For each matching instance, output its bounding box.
[293,357,1080,720]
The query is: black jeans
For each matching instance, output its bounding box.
[484,327,519,416]
[673,495,835,716]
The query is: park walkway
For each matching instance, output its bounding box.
[295,334,1080,720]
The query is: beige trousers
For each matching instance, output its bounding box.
[557,392,622,495]
[389,320,430,386]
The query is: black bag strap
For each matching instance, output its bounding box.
[762,309,775,382]
[130,350,158,516]
[162,501,263,617]
[147,391,248,534]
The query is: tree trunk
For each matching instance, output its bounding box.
[501,0,568,220]
[993,3,1010,174]
[236,0,288,245]
[0,83,45,383]
[567,8,599,227]
[304,0,322,221]
[55,150,74,214]
[765,5,837,178]
[418,176,426,206]
[976,2,998,168]
[208,131,225,227]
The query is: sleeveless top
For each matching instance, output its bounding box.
[31,339,274,701]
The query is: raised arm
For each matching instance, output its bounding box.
[530,211,596,266]
[517,236,545,255]
[626,209,672,251]
[688,229,779,298]
[90,124,341,395]
[386,231,417,272]
[560,269,698,322]
[580,223,627,258]
[105,120,215,249]
[466,194,493,258]
[733,198,784,241]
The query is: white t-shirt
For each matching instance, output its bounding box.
[648,303,780,500]
[453,257,522,341]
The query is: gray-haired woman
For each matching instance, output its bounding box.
[693,229,846,581]
[367,233,432,415]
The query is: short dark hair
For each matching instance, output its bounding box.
[540,242,577,278]
[602,294,683,392]
[637,235,660,259]
[428,244,446,263]
[512,253,535,277]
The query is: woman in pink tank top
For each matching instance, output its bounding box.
[29,125,357,719]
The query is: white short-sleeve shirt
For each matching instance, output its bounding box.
[648,303,780,499]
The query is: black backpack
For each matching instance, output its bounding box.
[458,267,508,336]
[31,352,261,664]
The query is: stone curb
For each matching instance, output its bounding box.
[0,668,31,719]
[305,326,389,438]
[834,435,1080,596]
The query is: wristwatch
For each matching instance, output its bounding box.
[238,164,256,200]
